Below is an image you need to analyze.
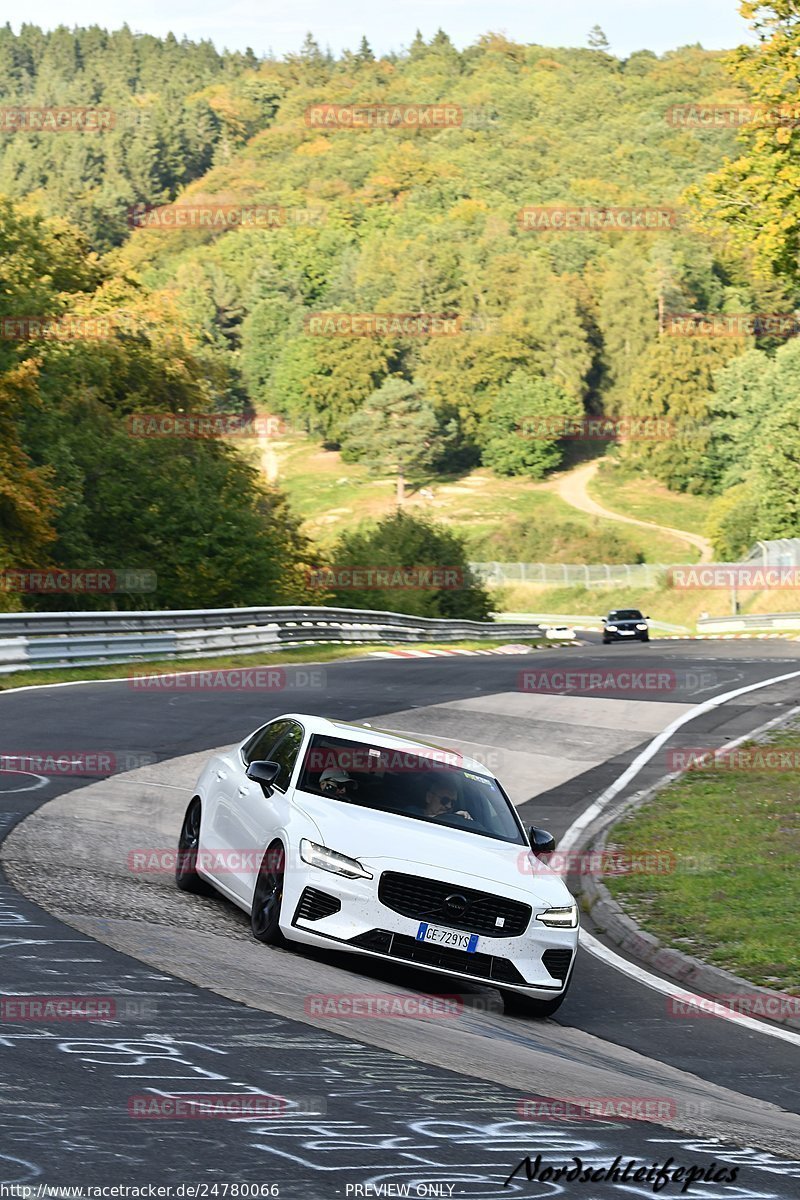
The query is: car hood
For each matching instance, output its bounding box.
[292,790,572,908]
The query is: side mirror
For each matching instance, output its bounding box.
[529,826,556,857]
[246,760,281,793]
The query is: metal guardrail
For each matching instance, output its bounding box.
[0,606,543,674]
[697,612,800,633]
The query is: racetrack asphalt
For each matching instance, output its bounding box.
[2,638,800,1195]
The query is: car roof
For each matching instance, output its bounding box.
[276,713,493,777]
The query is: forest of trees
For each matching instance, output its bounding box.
[2,5,800,610]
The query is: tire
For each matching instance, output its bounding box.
[251,842,286,945]
[176,798,215,895]
[501,987,569,1019]
[602,638,611,645]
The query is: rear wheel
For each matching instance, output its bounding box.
[176,798,215,895]
[251,842,286,945]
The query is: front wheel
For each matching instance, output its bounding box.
[502,971,573,1019]
[251,842,286,945]
[176,798,215,895]
[502,990,568,1019]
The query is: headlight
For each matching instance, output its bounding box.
[536,904,579,929]
[606,625,617,632]
[636,623,648,630]
[300,839,372,880]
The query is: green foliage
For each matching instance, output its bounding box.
[751,387,800,539]
[105,29,761,473]
[341,377,454,499]
[619,338,740,492]
[470,511,645,565]
[706,483,759,560]
[0,26,279,250]
[701,339,800,549]
[704,349,776,491]
[687,2,800,282]
[270,333,389,441]
[23,394,309,610]
[0,198,310,609]
[319,510,492,619]
[6,22,800,585]
[0,361,57,604]
[480,371,582,478]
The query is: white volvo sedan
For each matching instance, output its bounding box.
[177,714,579,1017]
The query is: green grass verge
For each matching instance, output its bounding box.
[604,725,800,992]
[589,461,714,540]
[0,638,542,692]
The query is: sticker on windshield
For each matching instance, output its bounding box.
[464,771,495,786]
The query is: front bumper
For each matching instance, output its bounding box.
[280,860,578,998]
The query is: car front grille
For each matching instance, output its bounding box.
[542,948,573,982]
[378,871,531,938]
[293,887,341,922]
[348,929,528,986]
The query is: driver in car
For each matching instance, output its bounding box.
[319,767,358,799]
[423,776,473,822]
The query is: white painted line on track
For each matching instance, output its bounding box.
[578,929,800,1048]
[559,667,800,854]
[559,667,800,1045]
[0,770,49,793]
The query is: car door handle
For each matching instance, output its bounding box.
[215,770,226,781]
[237,785,249,796]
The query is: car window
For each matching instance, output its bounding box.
[242,719,291,766]
[268,722,305,791]
[296,734,526,846]
[608,610,643,621]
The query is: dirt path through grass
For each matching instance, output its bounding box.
[550,460,714,562]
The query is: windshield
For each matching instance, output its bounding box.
[297,734,526,845]
[608,610,643,621]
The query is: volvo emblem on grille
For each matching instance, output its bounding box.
[443,893,469,917]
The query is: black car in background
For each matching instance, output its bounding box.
[602,609,650,644]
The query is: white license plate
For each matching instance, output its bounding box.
[416,922,479,952]
[620,630,635,635]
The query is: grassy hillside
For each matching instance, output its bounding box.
[239,428,701,563]
[589,461,714,538]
